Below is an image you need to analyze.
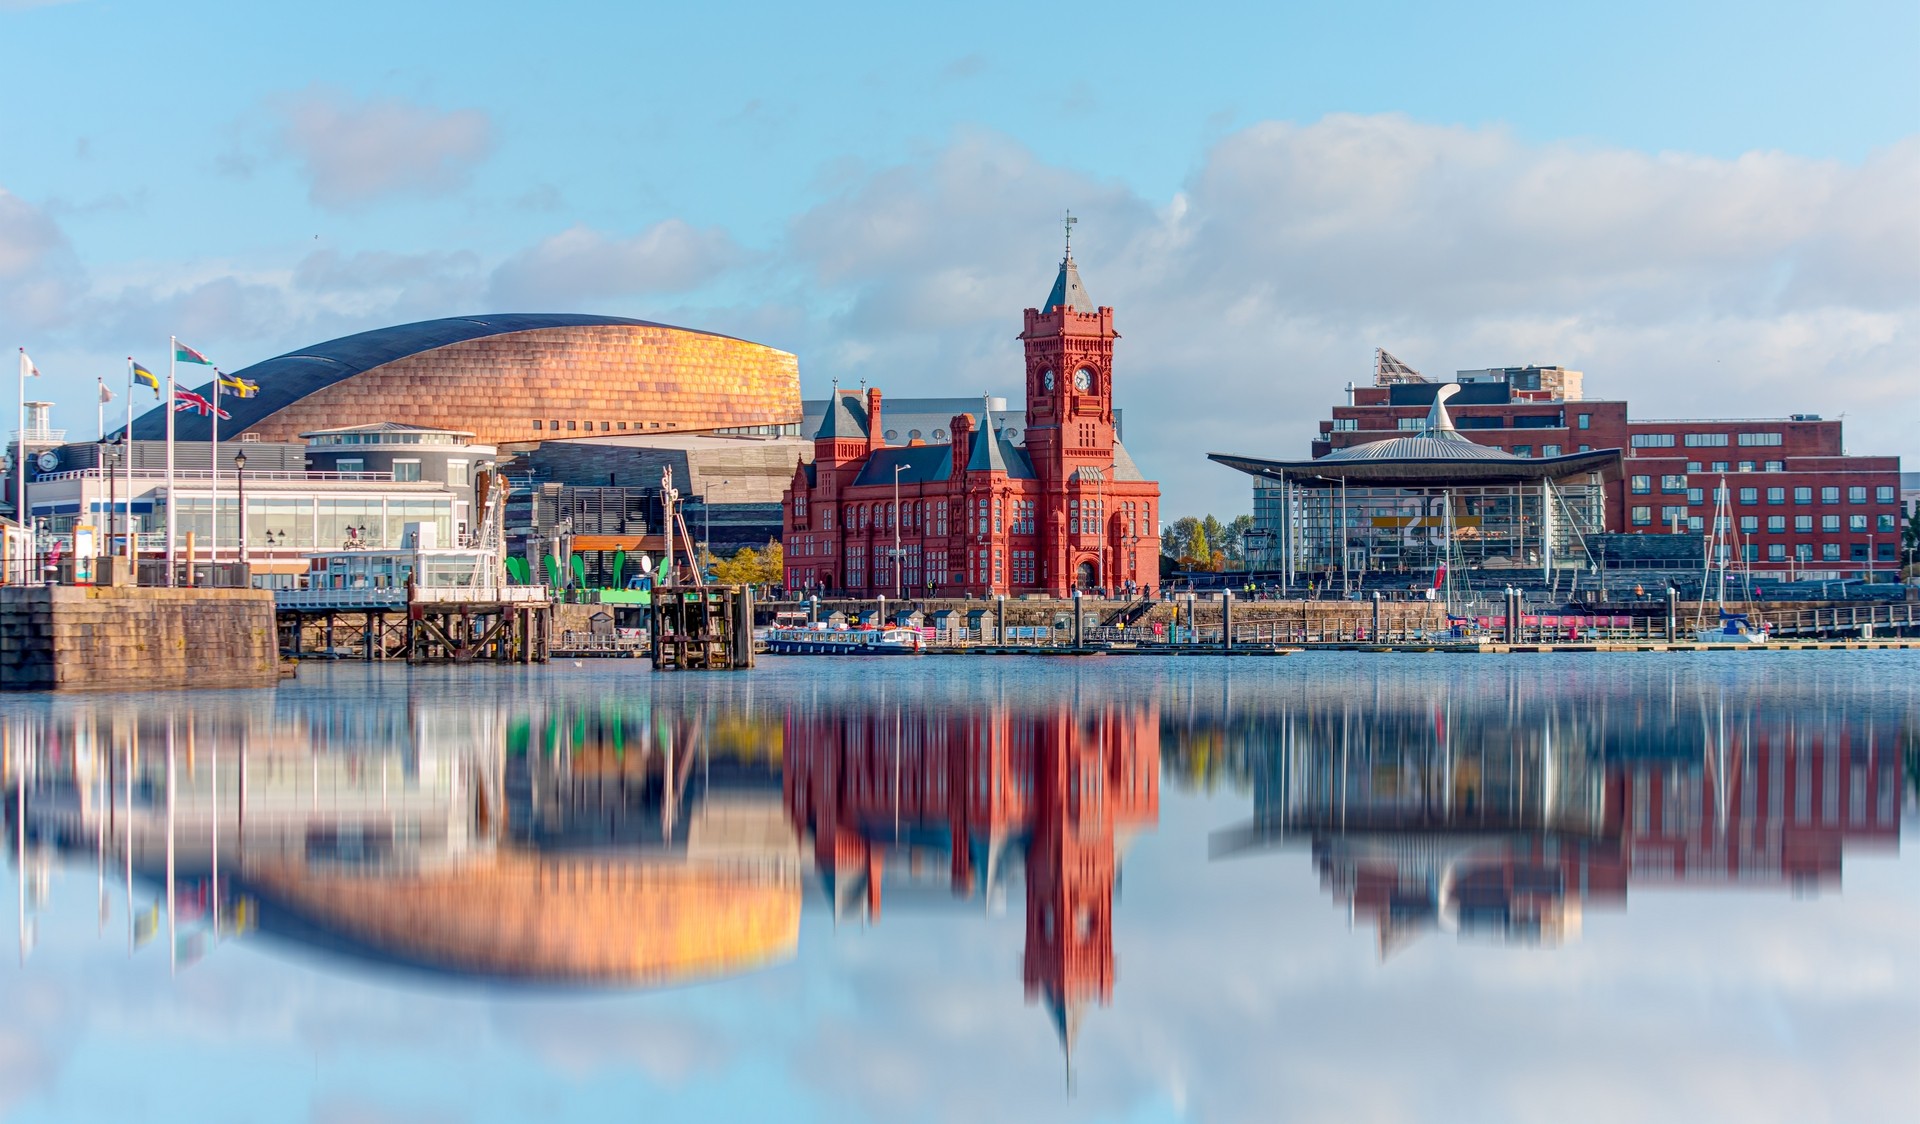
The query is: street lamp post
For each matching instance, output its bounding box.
[893,463,905,601]
[233,451,248,570]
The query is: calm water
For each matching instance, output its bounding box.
[3,653,1917,1124]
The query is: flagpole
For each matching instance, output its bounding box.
[14,349,24,556]
[97,378,104,442]
[125,358,135,566]
[209,373,219,566]
[165,338,176,585]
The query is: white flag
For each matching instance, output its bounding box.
[19,350,40,379]
[98,380,115,404]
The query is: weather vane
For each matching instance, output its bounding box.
[1063,210,1076,259]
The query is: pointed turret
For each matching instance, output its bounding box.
[1043,256,1096,314]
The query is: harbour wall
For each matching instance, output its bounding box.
[0,586,280,691]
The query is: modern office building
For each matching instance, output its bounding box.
[781,247,1163,596]
[122,313,802,451]
[1234,352,1903,578]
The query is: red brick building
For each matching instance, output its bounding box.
[1314,362,1902,575]
[782,697,1160,1056]
[782,250,1162,596]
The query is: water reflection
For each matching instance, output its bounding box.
[1196,664,1911,955]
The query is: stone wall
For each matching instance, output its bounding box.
[0,586,279,691]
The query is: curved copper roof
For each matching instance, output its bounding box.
[128,314,757,443]
[244,853,799,986]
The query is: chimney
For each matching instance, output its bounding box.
[949,413,974,477]
[866,387,884,454]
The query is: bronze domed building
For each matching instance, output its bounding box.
[127,314,801,449]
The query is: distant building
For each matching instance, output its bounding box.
[1242,354,1902,578]
[781,246,1162,597]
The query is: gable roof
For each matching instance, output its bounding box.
[967,424,1037,479]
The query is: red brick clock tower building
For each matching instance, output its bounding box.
[783,236,1162,597]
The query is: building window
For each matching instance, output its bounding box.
[1687,516,1704,532]
[1768,487,1785,504]
[1543,444,1561,457]
[1662,506,1686,526]
[1630,506,1652,527]
[1822,515,1840,532]
[390,460,421,483]
[1795,515,1813,532]
[1847,486,1866,503]
[1737,432,1782,446]
[1739,516,1757,532]
[447,460,470,488]
[1737,461,1754,472]
[1577,413,1591,429]
[1768,544,1785,561]
[566,421,577,431]
[1687,488,1704,504]
[1711,461,1728,473]
[1822,543,1840,561]
[533,420,543,431]
[1768,516,1785,532]
[1848,514,1867,532]
[1512,444,1532,456]
[1821,486,1839,504]
[1686,462,1702,473]
[1631,475,1651,495]
[1684,433,1729,447]
[1875,485,1895,502]
[1794,487,1812,503]
[1878,514,1896,532]
[1738,487,1757,504]
[1332,418,1358,431]
[1661,475,1687,493]
[1632,433,1675,448]
[618,422,628,430]
[1765,460,1784,471]
[1578,444,1591,452]
[1795,544,1813,562]
[1879,543,1897,561]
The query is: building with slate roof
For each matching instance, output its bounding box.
[120,314,800,452]
[781,243,1162,597]
[1212,385,1623,582]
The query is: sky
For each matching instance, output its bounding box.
[2,0,1916,515]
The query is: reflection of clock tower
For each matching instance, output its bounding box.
[1022,218,1119,592]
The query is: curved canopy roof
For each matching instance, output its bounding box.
[128,313,748,442]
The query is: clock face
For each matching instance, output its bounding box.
[1041,369,1055,391]
[36,450,58,472]
[1073,367,1094,391]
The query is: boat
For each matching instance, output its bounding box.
[762,624,926,655]
[1695,610,1769,646]
[1692,476,1769,645]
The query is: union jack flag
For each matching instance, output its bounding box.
[173,387,231,419]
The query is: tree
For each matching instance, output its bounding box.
[711,542,784,587]
[1188,525,1213,570]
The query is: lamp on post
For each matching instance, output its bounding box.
[893,463,906,601]
[233,450,248,569]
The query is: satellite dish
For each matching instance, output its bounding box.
[36,450,58,472]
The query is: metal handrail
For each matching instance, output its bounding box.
[35,468,400,483]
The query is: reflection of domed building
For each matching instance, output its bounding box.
[126,314,800,449]
[783,697,1160,1058]
[245,853,798,985]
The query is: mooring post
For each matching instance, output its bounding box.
[1221,591,1233,651]
[1665,587,1678,642]
[995,594,1005,645]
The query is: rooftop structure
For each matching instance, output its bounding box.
[121,314,801,450]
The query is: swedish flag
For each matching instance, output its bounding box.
[132,361,161,397]
[217,371,259,398]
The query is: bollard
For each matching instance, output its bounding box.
[1665,587,1677,642]
[1073,590,1084,650]
[1222,591,1233,651]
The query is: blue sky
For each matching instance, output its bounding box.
[3,0,1916,513]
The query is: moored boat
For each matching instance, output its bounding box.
[762,624,926,655]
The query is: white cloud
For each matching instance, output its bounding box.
[780,118,1920,515]
[273,86,494,211]
[486,220,744,308]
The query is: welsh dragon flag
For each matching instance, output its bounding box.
[174,340,212,365]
